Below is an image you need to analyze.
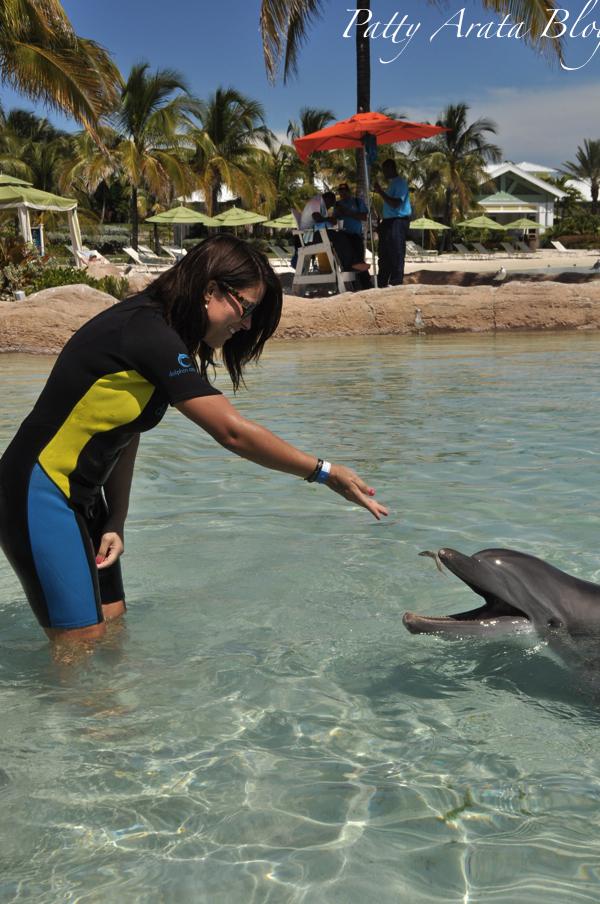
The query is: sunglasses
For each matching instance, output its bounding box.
[221,282,261,319]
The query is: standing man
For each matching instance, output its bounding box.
[373,159,412,287]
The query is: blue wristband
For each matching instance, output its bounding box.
[315,460,331,484]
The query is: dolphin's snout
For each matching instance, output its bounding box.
[402,612,420,633]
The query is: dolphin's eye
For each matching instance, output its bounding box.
[547,617,563,629]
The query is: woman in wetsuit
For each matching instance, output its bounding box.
[0,234,387,646]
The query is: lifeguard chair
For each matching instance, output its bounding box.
[291,213,358,296]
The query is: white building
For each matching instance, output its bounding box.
[477,162,567,232]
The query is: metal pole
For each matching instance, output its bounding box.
[362,141,377,281]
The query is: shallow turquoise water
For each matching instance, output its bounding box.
[2,332,600,902]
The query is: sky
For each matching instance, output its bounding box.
[3,0,600,166]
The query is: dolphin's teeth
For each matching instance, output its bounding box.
[419,550,446,574]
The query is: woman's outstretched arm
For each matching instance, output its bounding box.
[176,395,388,521]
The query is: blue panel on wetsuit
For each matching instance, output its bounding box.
[27,464,100,629]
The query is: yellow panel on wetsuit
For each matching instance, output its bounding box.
[39,370,154,498]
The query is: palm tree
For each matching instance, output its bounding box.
[255,143,308,217]
[260,1,564,110]
[58,125,123,221]
[286,106,335,142]
[260,2,563,230]
[0,0,122,140]
[287,106,335,186]
[417,103,501,248]
[1,108,70,192]
[560,139,600,215]
[112,62,199,248]
[187,86,274,216]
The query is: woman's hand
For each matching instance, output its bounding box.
[96,531,124,569]
[325,465,389,521]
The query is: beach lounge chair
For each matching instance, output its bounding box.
[453,243,477,257]
[160,245,187,261]
[67,245,111,267]
[551,240,578,253]
[470,242,493,256]
[291,225,359,296]
[406,240,436,258]
[123,246,171,270]
[138,243,172,263]
[268,243,294,270]
[515,240,534,253]
[500,241,532,257]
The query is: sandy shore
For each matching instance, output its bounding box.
[273,248,600,294]
[2,250,600,354]
[405,248,599,276]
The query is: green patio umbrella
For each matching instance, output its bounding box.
[456,215,506,230]
[0,173,33,186]
[145,205,221,254]
[504,217,542,230]
[214,205,267,227]
[145,205,220,226]
[263,212,296,229]
[409,216,449,250]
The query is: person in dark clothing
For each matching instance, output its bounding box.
[300,191,369,279]
[0,234,388,649]
[334,183,372,290]
[374,159,412,287]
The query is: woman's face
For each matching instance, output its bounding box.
[202,281,264,350]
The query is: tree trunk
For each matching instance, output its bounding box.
[441,187,454,252]
[355,0,371,244]
[592,182,598,216]
[356,0,370,115]
[130,185,139,250]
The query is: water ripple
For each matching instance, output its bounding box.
[3,336,600,901]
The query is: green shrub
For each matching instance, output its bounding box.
[541,231,600,249]
[29,266,129,300]
[0,237,47,297]
[96,274,130,299]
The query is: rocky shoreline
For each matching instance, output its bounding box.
[2,277,600,355]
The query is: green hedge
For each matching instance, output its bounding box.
[29,266,130,300]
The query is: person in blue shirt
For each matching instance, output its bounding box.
[334,183,372,289]
[299,190,370,285]
[373,159,412,287]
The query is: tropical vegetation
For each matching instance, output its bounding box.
[0,0,122,139]
[0,0,598,290]
[560,139,600,215]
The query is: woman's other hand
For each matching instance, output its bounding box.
[96,531,124,569]
[325,465,389,521]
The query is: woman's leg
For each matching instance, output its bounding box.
[44,621,106,642]
[0,465,105,639]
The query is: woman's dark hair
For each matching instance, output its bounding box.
[146,233,282,390]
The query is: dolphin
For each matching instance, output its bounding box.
[403,548,600,663]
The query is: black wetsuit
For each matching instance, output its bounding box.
[0,293,220,629]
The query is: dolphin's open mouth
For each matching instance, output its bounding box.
[403,548,533,636]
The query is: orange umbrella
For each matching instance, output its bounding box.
[293,111,446,161]
[293,112,447,278]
